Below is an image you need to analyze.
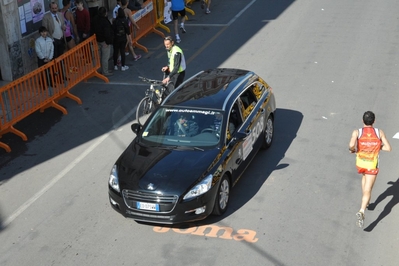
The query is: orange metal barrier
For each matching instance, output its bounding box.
[154,0,194,31]
[0,35,107,152]
[130,0,165,53]
[129,0,196,52]
[184,0,195,16]
[154,0,171,33]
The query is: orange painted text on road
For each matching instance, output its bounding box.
[153,224,258,243]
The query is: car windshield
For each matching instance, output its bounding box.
[140,107,224,148]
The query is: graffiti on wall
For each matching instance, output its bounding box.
[9,41,24,79]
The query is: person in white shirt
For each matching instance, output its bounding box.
[35,26,54,67]
[35,26,54,88]
[112,0,121,22]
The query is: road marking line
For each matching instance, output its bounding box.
[2,104,138,228]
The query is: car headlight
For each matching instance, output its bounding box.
[108,165,120,193]
[183,174,213,200]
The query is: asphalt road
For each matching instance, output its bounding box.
[1,0,399,265]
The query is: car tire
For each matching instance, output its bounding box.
[137,97,155,123]
[262,115,274,149]
[212,175,230,215]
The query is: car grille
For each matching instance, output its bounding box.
[122,190,179,213]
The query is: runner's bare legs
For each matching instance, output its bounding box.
[361,174,377,211]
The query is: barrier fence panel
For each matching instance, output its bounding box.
[184,0,195,16]
[0,35,107,152]
[131,0,165,53]
[154,0,171,33]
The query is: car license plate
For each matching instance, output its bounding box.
[136,202,159,211]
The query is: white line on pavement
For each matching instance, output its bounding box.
[2,103,138,228]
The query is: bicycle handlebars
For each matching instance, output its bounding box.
[138,76,165,85]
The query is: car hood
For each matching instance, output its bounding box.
[117,141,220,194]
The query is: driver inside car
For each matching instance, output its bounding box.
[174,114,199,137]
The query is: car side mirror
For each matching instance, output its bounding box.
[131,123,142,134]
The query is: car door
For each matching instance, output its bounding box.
[229,83,266,185]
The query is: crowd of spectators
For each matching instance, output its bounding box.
[37,0,213,77]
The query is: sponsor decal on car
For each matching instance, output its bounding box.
[242,115,264,160]
[165,108,216,115]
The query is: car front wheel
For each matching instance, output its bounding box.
[212,175,230,215]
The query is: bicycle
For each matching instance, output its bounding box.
[136,76,168,123]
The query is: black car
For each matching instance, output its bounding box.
[108,68,276,224]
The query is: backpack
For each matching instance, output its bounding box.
[115,19,126,37]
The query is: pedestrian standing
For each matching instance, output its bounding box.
[35,26,54,88]
[75,0,91,43]
[85,0,99,34]
[121,0,142,61]
[93,7,114,76]
[161,36,186,94]
[35,26,54,67]
[41,2,66,58]
[349,111,391,228]
[61,0,79,49]
[112,0,122,22]
[113,8,130,71]
[169,0,186,43]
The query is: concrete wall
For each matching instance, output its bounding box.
[0,0,23,81]
[0,0,115,82]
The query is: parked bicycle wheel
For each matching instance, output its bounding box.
[137,97,155,124]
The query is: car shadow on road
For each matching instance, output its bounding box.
[205,108,303,224]
[363,178,399,232]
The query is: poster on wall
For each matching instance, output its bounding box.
[18,0,59,37]
[31,0,45,23]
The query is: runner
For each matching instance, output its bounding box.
[348,111,391,228]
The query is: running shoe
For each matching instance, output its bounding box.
[180,25,186,33]
[201,0,205,9]
[114,65,118,71]
[206,9,211,14]
[356,211,364,228]
[176,37,181,43]
[134,54,142,61]
[121,65,129,71]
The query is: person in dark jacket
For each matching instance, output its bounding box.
[113,8,130,71]
[93,7,114,76]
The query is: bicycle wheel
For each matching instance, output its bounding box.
[137,97,156,123]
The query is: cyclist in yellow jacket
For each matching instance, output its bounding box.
[162,36,186,95]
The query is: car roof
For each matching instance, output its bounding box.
[162,68,259,111]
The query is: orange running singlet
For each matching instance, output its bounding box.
[356,127,381,171]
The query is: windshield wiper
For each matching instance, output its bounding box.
[175,146,204,151]
[158,145,178,150]
[159,146,204,151]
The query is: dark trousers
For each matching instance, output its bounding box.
[113,39,127,66]
[53,38,65,59]
[37,58,52,87]
[166,71,185,95]
[89,7,98,35]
